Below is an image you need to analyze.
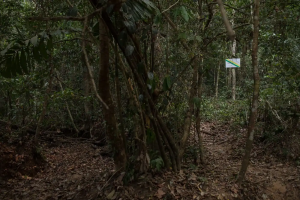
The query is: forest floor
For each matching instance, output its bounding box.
[1,122,300,200]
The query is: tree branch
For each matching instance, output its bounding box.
[26,8,103,22]
[216,0,235,41]
[204,23,250,48]
[161,0,179,13]
[27,16,84,21]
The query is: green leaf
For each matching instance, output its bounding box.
[20,49,28,74]
[152,77,156,93]
[39,39,47,58]
[25,39,30,46]
[0,67,11,78]
[193,97,201,108]
[51,30,61,37]
[26,47,32,70]
[38,31,46,38]
[33,46,41,63]
[163,76,171,91]
[14,52,22,75]
[47,37,53,51]
[0,48,8,56]
[30,35,38,46]
[147,72,154,80]
[166,76,171,88]
[92,22,99,37]
[177,32,188,40]
[68,7,78,16]
[124,20,136,34]
[180,6,189,22]
[137,62,145,74]
[195,36,201,42]
[154,13,162,24]
[125,45,134,56]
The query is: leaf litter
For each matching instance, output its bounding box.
[0,122,299,200]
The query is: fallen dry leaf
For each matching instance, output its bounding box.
[155,188,166,199]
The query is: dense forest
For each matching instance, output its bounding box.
[1,0,300,199]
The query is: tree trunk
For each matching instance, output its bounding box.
[179,57,198,161]
[34,54,54,144]
[216,0,235,41]
[98,17,127,171]
[228,68,231,89]
[102,10,179,171]
[231,8,237,100]
[114,42,126,145]
[82,52,92,136]
[115,49,152,172]
[196,61,205,164]
[240,44,247,82]
[215,62,220,98]
[232,68,236,100]
[237,0,260,183]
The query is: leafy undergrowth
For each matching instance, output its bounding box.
[1,123,300,200]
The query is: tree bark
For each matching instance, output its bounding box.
[196,61,205,164]
[34,54,54,144]
[98,17,127,171]
[232,39,237,100]
[216,0,235,41]
[82,52,92,135]
[237,0,260,183]
[179,57,198,161]
[114,42,126,145]
[102,10,180,170]
[231,6,237,100]
[215,62,220,98]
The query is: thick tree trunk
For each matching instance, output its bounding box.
[98,17,127,171]
[115,49,152,172]
[102,11,179,171]
[114,42,126,145]
[237,0,260,183]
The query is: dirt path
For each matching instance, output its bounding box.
[1,123,299,200]
[200,122,300,200]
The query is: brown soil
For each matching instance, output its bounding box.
[0,122,299,200]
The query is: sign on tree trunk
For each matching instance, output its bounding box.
[225,58,240,68]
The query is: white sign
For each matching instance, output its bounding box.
[226,58,240,68]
